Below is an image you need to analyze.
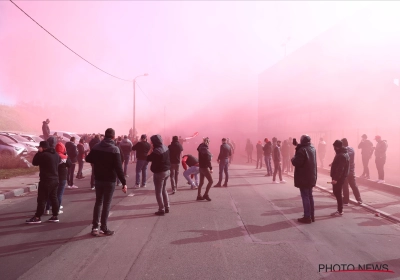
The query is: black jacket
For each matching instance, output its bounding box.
[347,146,356,174]
[217,143,232,161]
[85,138,126,185]
[89,137,100,150]
[65,141,78,163]
[291,143,317,189]
[42,121,50,138]
[119,138,133,156]
[147,135,171,173]
[58,158,72,181]
[375,140,388,160]
[32,148,60,182]
[133,141,151,161]
[330,147,350,181]
[245,142,253,153]
[256,143,263,155]
[263,142,272,156]
[168,140,183,164]
[273,145,281,163]
[358,139,374,157]
[197,143,212,170]
[183,154,199,167]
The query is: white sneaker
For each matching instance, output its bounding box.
[331,211,343,216]
[375,180,380,183]
[67,186,72,189]
[377,180,385,184]
[141,185,147,188]
[280,180,286,184]
[272,181,280,184]
[45,210,51,215]
[60,205,63,209]
[58,210,63,214]
[91,187,95,190]
[71,185,79,189]
[134,184,140,189]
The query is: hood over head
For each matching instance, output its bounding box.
[55,142,67,159]
[150,135,163,147]
[300,135,311,144]
[46,136,58,148]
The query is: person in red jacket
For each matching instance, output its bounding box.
[76,138,86,179]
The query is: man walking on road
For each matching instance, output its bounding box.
[214,138,231,188]
[26,141,61,224]
[86,128,127,236]
[182,154,200,189]
[132,134,151,188]
[65,137,78,188]
[341,138,363,205]
[255,140,263,169]
[291,135,317,224]
[119,135,133,177]
[168,136,183,194]
[197,137,213,201]
[263,139,273,176]
[358,134,374,179]
[147,135,171,216]
[330,140,350,216]
[272,140,286,184]
[374,135,388,184]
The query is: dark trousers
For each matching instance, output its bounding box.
[247,152,252,163]
[92,181,115,230]
[289,155,294,172]
[376,158,386,180]
[343,173,362,204]
[273,161,282,181]
[77,160,84,178]
[319,153,326,168]
[67,163,76,186]
[35,180,59,218]
[362,155,370,177]
[198,168,213,196]
[256,154,263,168]
[332,179,345,213]
[282,156,290,172]
[300,188,314,218]
[46,179,67,210]
[218,158,229,185]
[170,164,180,190]
[90,163,95,188]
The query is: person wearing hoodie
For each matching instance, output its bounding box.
[196,137,213,201]
[245,139,254,163]
[147,135,171,216]
[291,135,317,224]
[119,135,133,177]
[45,141,72,215]
[26,141,61,224]
[255,140,263,169]
[182,154,200,189]
[132,134,151,188]
[41,119,50,140]
[341,138,362,205]
[86,128,127,236]
[272,140,286,184]
[374,135,388,183]
[214,138,232,187]
[168,136,183,194]
[89,134,101,190]
[330,140,350,216]
[358,134,374,179]
[65,137,78,189]
[263,138,273,176]
[76,138,86,179]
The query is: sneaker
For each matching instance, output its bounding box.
[343,203,349,206]
[365,176,370,180]
[48,216,59,223]
[91,228,99,236]
[26,216,41,224]
[134,184,140,189]
[141,185,147,188]
[71,185,79,189]
[214,184,222,188]
[272,181,280,184]
[297,217,312,224]
[60,205,63,209]
[99,228,115,236]
[67,185,72,189]
[378,180,385,184]
[125,175,129,178]
[171,190,176,195]
[280,180,286,184]
[331,211,343,216]
[165,208,170,213]
[155,210,165,216]
[45,210,51,215]
[375,180,380,183]
[58,210,63,214]
[91,187,95,190]
[357,201,363,205]
[222,183,228,187]
[203,194,212,201]
[196,195,205,201]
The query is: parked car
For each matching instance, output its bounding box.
[0,134,27,157]
[0,133,38,154]
[20,134,44,143]
[51,131,81,142]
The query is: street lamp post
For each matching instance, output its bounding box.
[133,73,148,138]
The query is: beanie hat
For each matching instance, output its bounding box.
[39,141,49,149]
[333,140,343,148]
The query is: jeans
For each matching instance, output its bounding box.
[154,171,170,211]
[218,158,229,185]
[264,155,272,175]
[343,173,362,204]
[198,168,213,196]
[135,159,149,186]
[77,160,84,178]
[362,155,370,177]
[90,163,95,188]
[375,157,386,180]
[332,178,345,213]
[183,166,200,186]
[170,164,180,190]
[247,152,252,163]
[282,156,290,172]
[123,154,130,175]
[67,163,76,186]
[256,154,263,168]
[273,161,282,181]
[35,180,59,218]
[92,181,115,230]
[45,179,67,211]
[300,188,314,218]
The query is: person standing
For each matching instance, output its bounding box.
[26,141,60,224]
[76,138,85,179]
[41,119,50,140]
[168,136,183,194]
[182,154,200,189]
[263,139,273,176]
[288,137,295,172]
[132,134,151,188]
[86,128,127,236]
[358,134,374,179]
[330,140,350,216]
[374,135,388,183]
[341,138,363,205]
[281,140,290,173]
[227,138,235,163]
[318,138,327,168]
[245,139,254,163]
[272,140,286,183]
[147,135,171,216]
[197,137,213,201]
[119,135,133,177]
[214,138,232,187]
[89,134,101,190]
[65,137,78,188]
[291,135,317,224]
[255,140,263,169]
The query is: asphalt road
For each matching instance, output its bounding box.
[1,159,400,280]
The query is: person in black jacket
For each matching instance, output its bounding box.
[281,140,290,173]
[197,137,213,201]
[214,138,232,188]
[132,134,151,188]
[245,139,253,163]
[358,134,374,179]
[341,138,362,205]
[65,137,78,188]
[255,141,263,169]
[374,135,388,183]
[26,141,61,224]
[89,134,101,190]
[168,136,183,194]
[330,140,350,216]
[291,135,317,224]
[263,139,273,176]
[42,119,50,140]
[86,128,127,236]
[272,140,286,183]
[147,135,171,215]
